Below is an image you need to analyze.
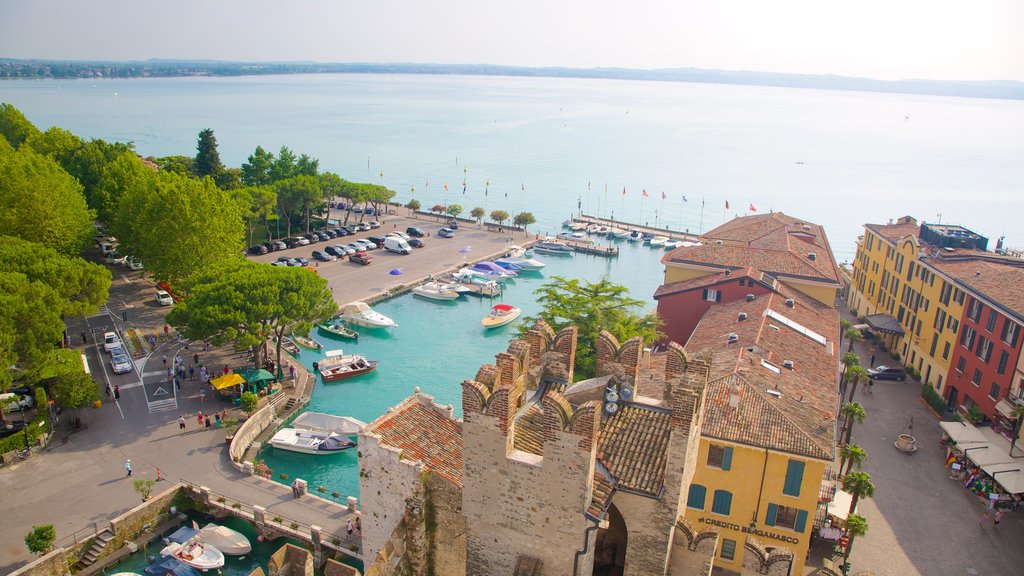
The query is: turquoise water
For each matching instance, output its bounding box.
[260,239,667,500]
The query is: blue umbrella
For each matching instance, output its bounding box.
[389,268,403,275]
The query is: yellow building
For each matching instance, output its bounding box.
[662,212,841,306]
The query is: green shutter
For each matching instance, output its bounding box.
[765,503,778,526]
[712,490,732,516]
[687,484,707,510]
[783,460,804,496]
[795,510,808,533]
[722,447,733,471]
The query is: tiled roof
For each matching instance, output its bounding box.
[587,467,616,518]
[865,220,920,245]
[513,404,545,456]
[653,267,760,299]
[364,394,464,486]
[685,287,838,461]
[596,404,673,496]
[928,256,1024,322]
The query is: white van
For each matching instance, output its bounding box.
[383,237,412,255]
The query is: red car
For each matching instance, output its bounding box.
[349,251,373,265]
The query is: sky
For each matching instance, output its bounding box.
[1,0,1022,82]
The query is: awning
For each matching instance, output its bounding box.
[864,314,905,336]
[992,470,1024,494]
[995,399,1019,419]
[827,489,854,520]
[234,367,276,383]
[966,446,1016,467]
[940,421,988,444]
[210,373,245,390]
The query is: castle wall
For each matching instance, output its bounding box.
[357,433,424,564]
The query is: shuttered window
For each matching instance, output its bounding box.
[687,484,707,510]
[783,460,805,497]
[711,490,733,516]
[765,503,808,533]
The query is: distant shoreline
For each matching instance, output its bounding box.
[2,59,1023,101]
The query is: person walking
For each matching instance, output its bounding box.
[125,459,132,477]
[289,365,296,380]
[81,331,87,344]
[993,510,1005,528]
[178,416,186,435]
[346,519,354,538]
[869,353,876,368]
[189,365,195,380]
[113,385,120,400]
[197,412,204,428]
[223,364,230,376]
[355,517,361,532]
[980,510,990,527]
[162,354,168,367]
[291,479,300,498]
[204,415,211,428]
[199,388,205,403]
[193,352,199,365]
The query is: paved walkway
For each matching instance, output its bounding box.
[840,316,1024,575]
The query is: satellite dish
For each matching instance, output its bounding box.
[605,391,619,404]
[619,386,634,401]
[604,402,619,414]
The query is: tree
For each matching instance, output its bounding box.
[845,366,868,403]
[406,199,421,214]
[842,514,868,574]
[431,204,446,215]
[134,479,156,501]
[0,103,41,148]
[446,203,463,218]
[514,211,536,232]
[241,145,274,186]
[520,276,661,379]
[0,272,65,390]
[0,146,95,256]
[841,351,860,372]
[111,171,245,284]
[842,471,875,515]
[240,391,260,415]
[274,175,321,236]
[50,358,100,412]
[269,146,298,182]
[295,154,319,177]
[470,206,485,223]
[319,172,345,215]
[845,327,863,352]
[490,210,510,227]
[167,260,336,372]
[193,128,224,180]
[0,236,111,318]
[234,186,277,246]
[840,402,866,445]
[24,524,56,555]
[840,444,868,476]
[93,151,155,223]
[152,155,193,175]
[839,319,851,348]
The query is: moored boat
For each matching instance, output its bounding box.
[413,282,461,301]
[320,355,379,381]
[495,256,546,270]
[280,338,301,357]
[608,228,630,239]
[290,334,322,350]
[160,526,225,571]
[482,304,522,329]
[649,236,669,246]
[471,261,518,278]
[664,240,684,249]
[533,238,574,255]
[269,427,356,454]
[318,319,359,340]
[198,524,252,555]
[458,266,513,283]
[503,245,527,258]
[339,301,397,328]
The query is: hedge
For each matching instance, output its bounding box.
[921,383,946,415]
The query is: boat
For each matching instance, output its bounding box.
[557,231,590,241]
[482,304,522,329]
[503,245,527,258]
[413,282,461,301]
[628,231,642,242]
[641,234,654,244]
[649,236,669,247]
[198,523,252,555]
[567,222,588,231]
[664,240,684,249]
[143,556,199,576]
[608,228,630,239]
[160,526,224,571]
[318,319,359,340]
[291,411,367,436]
[339,301,397,329]
[320,355,379,381]
[532,238,574,255]
[269,427,356,454]
[495,256,546,271]
[290,334,322,350]
[280,337,300,357]
[458,266,513,283]
[471,261,518,278]
[451,271,503,290]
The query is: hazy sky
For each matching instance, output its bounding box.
[2,0,1022,81]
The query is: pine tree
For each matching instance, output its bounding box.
[193,128,224,178]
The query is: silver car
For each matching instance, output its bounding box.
[110,347,133,374]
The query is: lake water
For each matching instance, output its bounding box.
[2,73,1023,262]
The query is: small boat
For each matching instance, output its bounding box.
[320,355,379,381]
[608,228,630,239]
[567,222,588,231]
[471,261,518,278]
[451,271,503,290]
[143,556,199,576]
[290,334,322,350]
[495,256,546,271]
[503,245,527,258]
[281,338,300,357]
[533,238,574,255]
[339,301,397,329]
[649,236,669,247]
[160,526,225,571]
[413,282,461,301]
[641,234,654,244]
[270,427,356,454]
[557,231,589,241]
[318,319,359,340]
[664,240,684,249]
[458,266,513,283]
[198,524,251,555]
[482,304,522,329]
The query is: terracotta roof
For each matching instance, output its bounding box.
[653,267,760,299]
[864,220,920,245]
[596,404,673,496]
[364,394,464,486]
[685,287,838,460]
[928,256,1024,323]
[587,467,616,518]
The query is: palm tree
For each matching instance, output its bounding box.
[845,327,863,352]
[840,444,868,476]
[846,366,869,403]
[840,402,866,445]
[1009,405,1024,457]
[842,513,869,574]
[840,319,851,349]
[842,471,875,515]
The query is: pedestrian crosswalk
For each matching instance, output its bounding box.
[148,398,178,413]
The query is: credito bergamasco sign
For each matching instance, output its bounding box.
[698,517,800,545]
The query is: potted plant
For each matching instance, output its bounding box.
[223,417,239,444]
[134,479,156,501]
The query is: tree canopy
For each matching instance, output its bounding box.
[519,275,661,379]
[490,210,509,225]
[0,235,111,318]
[0,272,64,389]
[513,211,536,231]
[0,102,41,148]
[193,128,224,179]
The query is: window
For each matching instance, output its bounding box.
[989,382,1000,400]
[961,326,976,350]
[929,337,938,357]
[977,337,993,363]
[955,289,965,305]
[956,357,966,373]
[711,490,733,516]
[967,299,982,322]
[720,539,736,561]
[972,369,982,386]
[707,445,733,470]
[766,504,808,533]
[783,460,804,497]
[943,342,951,360]
[687,484,707,510]
[998,351,1009,375]
[703,288,721,302]
[1002,321,1020,347]
[986,310,998,333]
[940,282,952,305]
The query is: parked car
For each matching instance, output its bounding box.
[105,251,127,265]
[284,237,304,249]
[110,347,133,374]
[867,365,907,381]
[448,219,459,229]
[368,220,381,229]
[304,233,321,244]
[408,238,425,248]
[314,231,331,241]
[438,227,455,238]
[367,235,388,247]
[126,256,144,271]
[248,245,268,255]
[272,240,287,251]
[312,250,337,262]
[383,237,412,255]
[354,239,377,250]
[354,222,371,232]
[270,261,287,267]
[387,231,411,240]
[295,256,309,266]
[365,207,376,215]
[324,245,350,257]
[99,242,117,256]
[333,227,351,237]
[1,393,34,412]
[406,227,425,237]
[349,251,373,265]
[321,228,338,238]
[277,256,300,266]
[103,331,121,353]
[344,242,364,253]
[156,289,174,306]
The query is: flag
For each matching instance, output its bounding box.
[682,195,688,202]
[425,179,429,188]
[588,180,591,190]
[749,203,757,212]
[444,182,448,191]
[725,200,730,210]
[379,170,383,179]
[463,184,466,194]
[411,185,415,193]
[504,191,508,198]
[643,189,649,198]
[522,182,525,190]
[622,187,626,197]
[192,520,200,530]
[661,191,667,200]
[945,452,956,467]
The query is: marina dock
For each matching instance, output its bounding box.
[561,238,619,257]
[574,214,701,243]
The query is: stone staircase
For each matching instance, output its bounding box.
[74,528,114,570]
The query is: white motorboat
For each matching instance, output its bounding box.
[413,282,461,301]
[482,304,522,329]
[664,240,684,249]
[338,301,397,328]
[269,427,356,453]
[198,524,251,556]
[608,228,630,239]
[458,267,513,283]
[160,526,224,571]
[649,236,669,247]
[532,238,574,255]
[557,231,589,241]
[291,411,367,435]
[567,222,588,231]
[451,271,503,290]
[503,245,527,258]
[495,256,546,270]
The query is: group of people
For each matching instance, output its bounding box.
[944,446,1023,514]
[177,409,229,435]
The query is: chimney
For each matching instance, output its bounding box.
[738,312,748,321]
[808,252,817,261]
[746,294,755,302]
[785,298,795,308]
[727,333,739,344]
[783,360,794,370]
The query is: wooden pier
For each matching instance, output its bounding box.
[561,238,619,257]
[573,214,701,243]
